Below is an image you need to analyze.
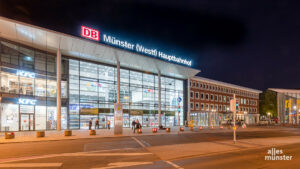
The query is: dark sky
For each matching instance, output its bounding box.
[1,0,300,91]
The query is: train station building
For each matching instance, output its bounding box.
[0,17,199,131]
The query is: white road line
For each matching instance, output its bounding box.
[131,137,146,148]
[0,152,151,164]
[66,153,152,156]
[91,162,152,169]
[0,163,62,168]
[165,160,184,169]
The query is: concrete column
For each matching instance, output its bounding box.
[158,71,161,127]
[117,61,120,103]
[56,49,61,131]
[187,78,191,122]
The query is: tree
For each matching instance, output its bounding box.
[259,90,277,118]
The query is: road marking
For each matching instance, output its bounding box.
[67,152,152,156]
[0,152,151,164]
[91,162,152,169]
[165,161,184,169]
[132,137,146,148]
[0,163,62,168]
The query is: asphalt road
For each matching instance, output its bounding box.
[0,128,299,169]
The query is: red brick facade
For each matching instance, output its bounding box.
[189,77,260,125]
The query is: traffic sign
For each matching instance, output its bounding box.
[177,97,182,103]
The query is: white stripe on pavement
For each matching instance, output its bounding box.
[0,152,151,164]
[165,161,184,169]
[131,137,146,148]
[66,153,152,156]
[91,162,152,169]
[0,163,62,168]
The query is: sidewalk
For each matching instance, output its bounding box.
[0,126,295,144]
[0,127,193,144]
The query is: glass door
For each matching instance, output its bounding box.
[20,105,34,131]
[20,114,34,131]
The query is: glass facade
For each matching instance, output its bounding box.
[0,39,185,131]
[68,59,184,129]
[277,92,300,125]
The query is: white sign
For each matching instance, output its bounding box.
[103,34,192,66]
[16,70,35,78]
[18,98,37,105]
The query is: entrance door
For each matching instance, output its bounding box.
[21,114,34,131]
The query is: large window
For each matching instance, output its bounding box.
[0,104,19,131]
[68,59,184,128]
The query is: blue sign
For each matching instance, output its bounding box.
[177,97,182,103]
[16,70,35,78]
[18,98,36,105]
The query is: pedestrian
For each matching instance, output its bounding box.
[135,121,141,133]
[131,120,136,130]
[107,120,110,129]
[95,119,99,129]
[89,119,92,130]
[133,121,137,133]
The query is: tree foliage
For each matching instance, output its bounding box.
[259,90,277,117]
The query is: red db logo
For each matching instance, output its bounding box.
[81,26,99,41]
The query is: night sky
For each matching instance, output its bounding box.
[1,0,300,91]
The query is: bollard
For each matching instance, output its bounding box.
[166,128,171,132]
[199,126,203,130]
[210,126,214,129]
[189,127,194,131]
[137,129,142,134]
[180,127,184,131]
[152,128,157,133]
[89,130,96,135]
[5,132,15,139]
[36,131,45,138]
[64,130,72,136]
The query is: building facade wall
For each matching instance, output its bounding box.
[0,38,186,131]
[276,91,300,125]
[189,78,260,126]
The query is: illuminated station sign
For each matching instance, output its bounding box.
[81,26,192,66]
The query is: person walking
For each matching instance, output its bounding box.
[89,119,92,130]
[107,120,111,129]
[131,120,136,130]
[133,121,137,133]
[95,119,99,129]
[135,121,141,133]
